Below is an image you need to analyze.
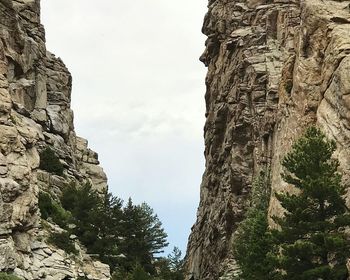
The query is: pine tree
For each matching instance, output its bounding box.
[90,191,123,270]
[119,199,168,274]
[270,126,350,280]
[60,183,124,269]
[138,202,169,255]
[129,263,152,280]
[167,247,184,280]
[233,170,272,279]
[61,183,101,247]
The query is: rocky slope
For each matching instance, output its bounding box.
[185,0,350,279]
[0,0,110,279]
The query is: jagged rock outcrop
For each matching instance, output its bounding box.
[0,0,110,279]
[185,0,350,279]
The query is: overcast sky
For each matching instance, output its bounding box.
[40,1,207,255]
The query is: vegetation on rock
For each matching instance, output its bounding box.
[39,147,64,176]
[233,170,272,279]
[269,126,350,279]
[0,273,22,280]
[38,192,71,228]
[234,126,350,280]
[48,231,78,255]
[39,182,184,279]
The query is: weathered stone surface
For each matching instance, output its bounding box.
[0,0,110,279]
[0,238,17,271]
[186,0,350,279]
[81,163,108,193]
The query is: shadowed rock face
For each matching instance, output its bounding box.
[185,0,350,279]
[0,0,109,279]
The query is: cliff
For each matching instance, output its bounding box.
[0,0,110,279]
[185,0,350,279]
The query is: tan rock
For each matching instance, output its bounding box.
[0,237,17,270]
[0,178,21,202]
[0,1,111,278]
[0,88,11,113]
[186,0,350,279]
[81,163,108,193]
[34,73,47,109]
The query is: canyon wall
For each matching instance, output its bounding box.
[0,0,110,279]
[185,0,350,279]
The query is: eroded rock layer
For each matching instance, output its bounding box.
[185,0,350,279]
[0,0,109,279]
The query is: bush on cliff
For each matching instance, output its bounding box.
[39,147,64,176]
[61,183,124,269]
[48,231,78,255]
[38,192,71,228]
[0,273,22,280]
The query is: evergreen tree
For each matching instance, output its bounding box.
[61,183,124,269]
[59,184,170,277]
[270,126,350,280]
[120,198,168,274]
[155,258,173,279]
[167,247,184,280]
[90,190,123,269]
[233,170,272,279]
[61,183,101,248]
[129,263,152,280]
[138,202,169,255]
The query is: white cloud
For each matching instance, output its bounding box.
[41,0,207,254]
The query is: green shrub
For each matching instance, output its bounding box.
[38,192,52,220]
[112,263,152,280]
[39,147,64,176]
[38,192,72,228]
[48,231,77,255]
[130,263,153,280]
[284,80,293,94]
[0,272,22,280]
[112,269,127,280]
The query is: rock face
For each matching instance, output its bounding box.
[0,0,110,279]
[185,0,350,279]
